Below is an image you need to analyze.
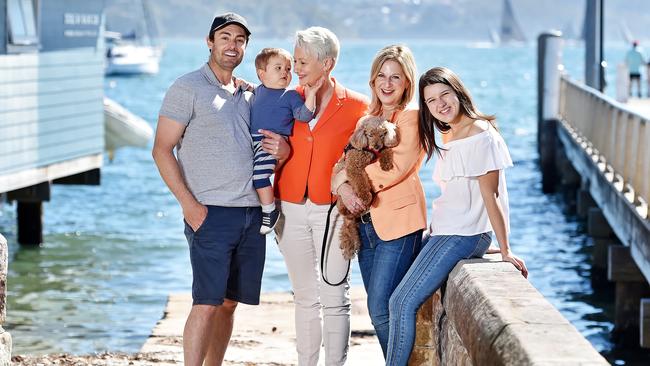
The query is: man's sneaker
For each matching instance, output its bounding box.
[260,208,281,235]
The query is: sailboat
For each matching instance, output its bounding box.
[619,21,634,44]
[105,0,163,75]
[499,0,526,44]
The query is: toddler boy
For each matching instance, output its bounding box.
[248,48,322,234]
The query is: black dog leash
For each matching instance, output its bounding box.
[320,195,351,286]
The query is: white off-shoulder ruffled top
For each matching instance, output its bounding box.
[430,121,513,236]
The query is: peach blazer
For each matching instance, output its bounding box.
[274,78,369,205]
[365,108,427,240]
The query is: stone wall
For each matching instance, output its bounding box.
[409,255,608,365]
[0,234,11,365]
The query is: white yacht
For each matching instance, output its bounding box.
[105,0,162,75]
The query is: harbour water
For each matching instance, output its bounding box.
[1,38,647,364]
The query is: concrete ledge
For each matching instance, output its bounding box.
[0,234,10,366]
[412,255,608,365]
[0,329,10,366]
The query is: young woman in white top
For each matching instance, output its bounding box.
[385,67,528,365]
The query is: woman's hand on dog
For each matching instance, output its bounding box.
[259,129,290,165]
[337,183,367,215]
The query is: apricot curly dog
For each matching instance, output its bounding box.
[335,115,399,260]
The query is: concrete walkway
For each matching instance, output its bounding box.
[140,287,384,365]
[627,97,650,118]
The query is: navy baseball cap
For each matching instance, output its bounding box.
[209,12,251,37]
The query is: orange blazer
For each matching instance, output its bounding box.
[365,108,427,240]
[274,78,369,204]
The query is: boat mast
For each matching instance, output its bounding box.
[141,0,159,47]
[500,0,526,43]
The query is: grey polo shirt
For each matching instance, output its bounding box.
[159,63,259,207]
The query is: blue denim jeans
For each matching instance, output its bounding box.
[385,232,492,366]
[357,220,422,358]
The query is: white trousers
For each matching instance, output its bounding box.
[276,199,351,366]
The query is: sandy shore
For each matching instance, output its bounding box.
[13,287,382,365]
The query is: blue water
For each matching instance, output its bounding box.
[1,38,647,363]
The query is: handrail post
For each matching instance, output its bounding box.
[584,0,605,92]
[537,31,564,193]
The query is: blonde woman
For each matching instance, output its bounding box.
[331,45,427,357]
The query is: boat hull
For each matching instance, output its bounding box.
[103,97,153,151]
[105,45,161,75]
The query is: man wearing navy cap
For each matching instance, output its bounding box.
[153,12,289,365]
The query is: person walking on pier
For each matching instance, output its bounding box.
[385,67,528,365]
[152,12,289,366]
[625,40,645,98]
[331,44,427,358]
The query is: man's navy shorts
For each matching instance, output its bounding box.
[183,205,265,306]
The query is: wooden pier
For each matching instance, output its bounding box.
[539,34,650,348]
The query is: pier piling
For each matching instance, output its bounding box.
[537,31,563,193]
[591,238,617,289]
[6,182,50,246]
[587,207,614,238]
[608,245,650,347]
[641,299,650,348]
[577,188,597,219]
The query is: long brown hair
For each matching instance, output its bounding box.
[418,67,495,161]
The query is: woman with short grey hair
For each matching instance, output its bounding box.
[272,26,369,365]
[294,26,340,64]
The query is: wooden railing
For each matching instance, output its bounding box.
[559,76,650,219]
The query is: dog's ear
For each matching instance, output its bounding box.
[383,122,400,148]
[350,124,369,149]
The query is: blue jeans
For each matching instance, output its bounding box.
[357,221,422,358]
[385,233,492,366]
